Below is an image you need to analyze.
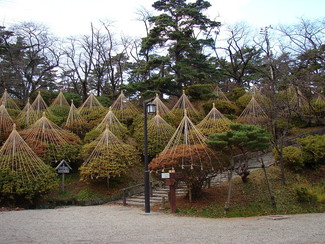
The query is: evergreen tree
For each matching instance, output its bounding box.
[128,0,221,96]
[207,124,271,182]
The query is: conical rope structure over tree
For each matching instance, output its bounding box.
[0,88,21,111]
[78,92,104,115]
[31,91,53,118]
[133,109,175,158]
[237,96,269,125]
[65,100,87,133]
[19,112,81,164]
[212,85,230,101]
[0,124,57,200]
[80,126,140,186]
[197,102,232,136]
[150,110,225,201]
[110,91,139,123]
[152,93,171,116]
[0,104,15,144]
[16,98,39,128]
[49,91,70,116]
[171,90,199,119]
[84,106,128,142]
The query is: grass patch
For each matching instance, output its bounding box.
[173,166,325,218]
[75,189,103,201]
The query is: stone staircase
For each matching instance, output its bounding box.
[116,183,188,207]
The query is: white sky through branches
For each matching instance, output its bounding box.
[1,0,324,38]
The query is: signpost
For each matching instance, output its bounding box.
[55,160,72,191]
[161,171,183,213]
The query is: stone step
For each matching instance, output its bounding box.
[119,184,188,206]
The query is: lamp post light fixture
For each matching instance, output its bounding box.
[143,98,156,213]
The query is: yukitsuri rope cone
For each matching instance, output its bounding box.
[65,100,87,133]
[134,108,175,158]
[78,92,103,115]
[31,91,52,117]
[237,96,269,125]
[51,91,69,107]
[150,109,224,202]
[79,126,140,184]
[0,89,20,110]
[0,124,56,195]
[110,91,139,123]
[287,86,310,113]
[16,98,39,128]
[49,91,70,114]
[152,93,171,116]
[0,104,15,143]
[212,85,229,101]
[20,112,81,163]
[150,110,221,171]
[94,107,128,138]
[197,103,232,136]
[171,90,199,118]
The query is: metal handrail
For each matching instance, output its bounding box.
[121,181,160,206]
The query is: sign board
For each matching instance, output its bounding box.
[55,160,72,174]
[161,173,170,179]
[57,166,70,174]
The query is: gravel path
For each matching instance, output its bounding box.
[0,204,324,244]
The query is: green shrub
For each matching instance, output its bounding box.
[295,186,318,204]
[299,135,325,168]
[274,146,304,171]
[0,167,58,204]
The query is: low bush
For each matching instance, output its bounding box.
[295,185,318,204]
[299,135,325,168]
[273,146,304,171]
[0,167,58,205]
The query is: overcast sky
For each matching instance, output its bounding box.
[1,0,324,38]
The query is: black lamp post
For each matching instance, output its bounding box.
[143,98,156,213]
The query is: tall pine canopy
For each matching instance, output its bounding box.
[138,0,221,95]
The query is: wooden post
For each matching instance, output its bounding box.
[165,178,177,213]
[123,190,127,206]
[169,184,177,213]
[61,172,65,191]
